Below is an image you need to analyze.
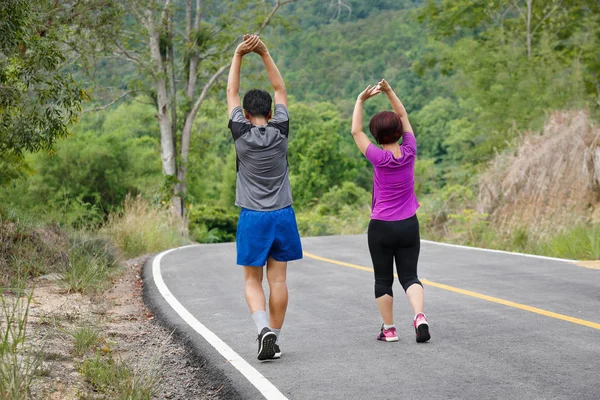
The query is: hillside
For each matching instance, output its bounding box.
[2,0,599,259]
[479,111,600,238]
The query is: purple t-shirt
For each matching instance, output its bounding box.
[364,132,420,221]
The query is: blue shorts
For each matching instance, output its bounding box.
[236,206,303,267]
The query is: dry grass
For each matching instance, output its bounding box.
[101,195,189,258]
[478,110,600,239]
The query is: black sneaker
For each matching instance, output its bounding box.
[271,344,281,359]
[257,327,276,361]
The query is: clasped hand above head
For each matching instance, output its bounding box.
[357,79,393,103]
[235,34,267,56]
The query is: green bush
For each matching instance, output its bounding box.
[315,182,370,216]
[0,113,162,227]
[188,204,239,243]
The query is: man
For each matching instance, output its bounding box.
[226,34,303,361]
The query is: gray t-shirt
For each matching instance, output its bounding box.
[228,104,293,211]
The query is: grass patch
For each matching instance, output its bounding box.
[534,224,600,260]
[0,285,43,399]
[60,236,121,294]
[71,326,100,356]
[79,352,159,399]
[102,195,188,258]
[0,216,68,287]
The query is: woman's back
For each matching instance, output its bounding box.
[365,132,419,221]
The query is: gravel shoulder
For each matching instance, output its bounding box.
[24,256,226,399]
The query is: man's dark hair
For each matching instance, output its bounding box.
[243,89,272,118]
[369,111,403,144]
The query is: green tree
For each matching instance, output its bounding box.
[417,0,599,161]
[1,102,162,226]
[0,0,87,182]
[287,101,365,207]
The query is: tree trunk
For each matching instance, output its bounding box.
[177,65,229,214]
[147,11,181,216]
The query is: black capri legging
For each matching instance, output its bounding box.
[367,214,422,298]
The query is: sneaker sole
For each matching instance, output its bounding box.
[271,352,281,359]
[416,324,431,343]
[257,332,277,361]
[377,336,399,342]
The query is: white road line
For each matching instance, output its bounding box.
[152,245,288,400]
[421,240,577,263]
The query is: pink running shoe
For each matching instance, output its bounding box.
[414,313,431,343]
[377,325,398,342]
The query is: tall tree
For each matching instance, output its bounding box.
[65,0,295,217]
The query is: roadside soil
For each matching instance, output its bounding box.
[577,260,600,269]
[25,256,227,399]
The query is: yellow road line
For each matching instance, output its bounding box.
[303,251,600,331]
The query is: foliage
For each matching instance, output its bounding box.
[188,204,239,243]
[535,224,600,260]
[315,182,371,216]
[288,101,368,207]
[0,216,68,286]
[0,0,87,181]
[447,209,490,247]
[417,0,599,161]
[0,100,162,227]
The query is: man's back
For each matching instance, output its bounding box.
[228,104,292,211]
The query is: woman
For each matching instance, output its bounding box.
[350,79,430,343]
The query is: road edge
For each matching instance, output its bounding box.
[142,250,245,400]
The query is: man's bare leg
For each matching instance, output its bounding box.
[243,266,266,318]
[266,257,288,329]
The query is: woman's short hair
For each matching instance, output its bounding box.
[369,111,403,144]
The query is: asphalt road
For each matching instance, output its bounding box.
[143,235,600,400]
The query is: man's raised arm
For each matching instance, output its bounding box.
[227,34,260,116]
[253,39,287,108]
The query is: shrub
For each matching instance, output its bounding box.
[101,195,188,258]
[60,235,120,294]
[188,204,238,243]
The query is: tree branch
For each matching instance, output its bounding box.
[255,0,296,34]
[160,0,173,29]
[185,0,192,42]
[511,0,527,20]
[113,41,146,68]
[194,0,203,31]
[186,0,204,100]
[82,91,135,113]
[189,65,229,120]
[531,1,562,37]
